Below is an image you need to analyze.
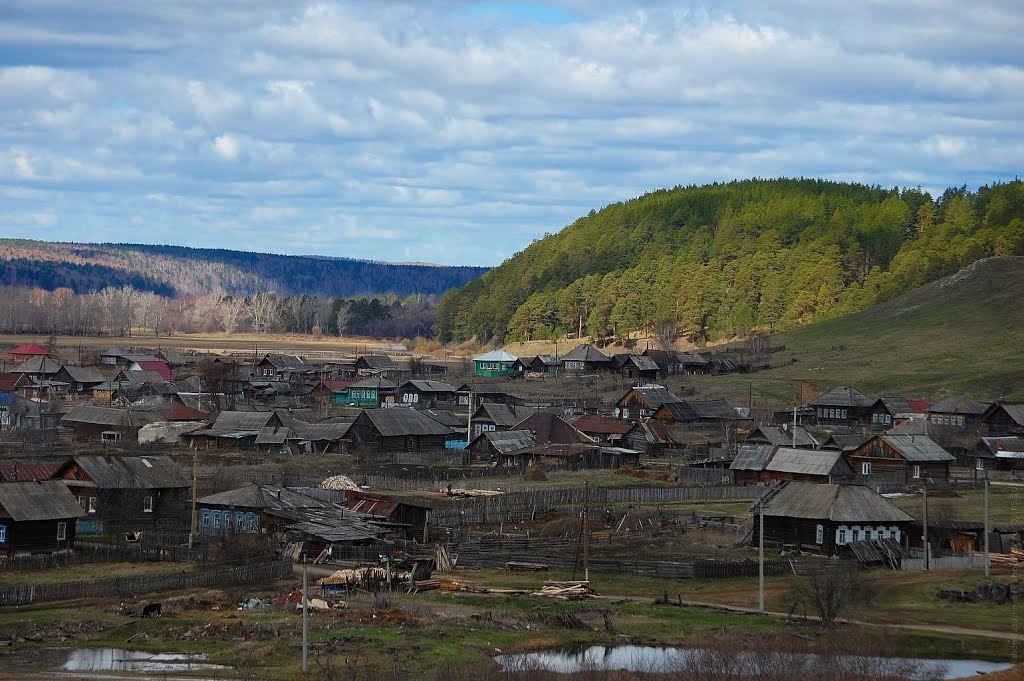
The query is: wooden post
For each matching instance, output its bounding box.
[302,555,309,673]
[983,476,990,578]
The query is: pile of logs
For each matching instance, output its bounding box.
[531,580,598,600]
[435,546,457,571]
[990,548,1024,567]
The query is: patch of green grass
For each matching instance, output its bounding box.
[0,561,197,587]
[891,486,1022,526]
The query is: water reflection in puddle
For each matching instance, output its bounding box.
[494,645,1014,679]
[62,648,231,673]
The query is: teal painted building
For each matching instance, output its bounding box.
[473,350,519,377]
[334,377,396,407]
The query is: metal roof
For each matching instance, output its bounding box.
[745,425,818,448]
[399,380,457,393]
[61,406,164,428]
[878,435,955,462]
[59,365,106,384]
[10,356,62,375]
[929,395,988,415]
[758,481,915,523]
[478,429,536,453]
[212,411,278,431]
[730,444,776,471]
[473,350,518,362]
[293,423,351,441]
[198,484,331,510]
[765,448,851,477]
[622,385,682,410]
[0,481,85,522]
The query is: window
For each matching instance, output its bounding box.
[912,465,921,479]
[818,408,824,418]
[213,511,222,528]
[841,409,847,419]
[143,495,154,513]
[861,462,872,476]
[236,512,245,529]
[88,497,97,513]
[956,415,965,427]
[0,523,6,544]
[201,510,211,527]
[57,522,66,541]
[885,415,892,425]
[976,458,985,471]
[852,528,860,542]
[837,527,847,544]
[815,524,823,545]
[78,495,87,509]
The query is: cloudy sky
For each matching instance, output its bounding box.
[1,1,1021,266]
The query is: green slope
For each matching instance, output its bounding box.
[436,178,1024,345]
[696,256,1024,405]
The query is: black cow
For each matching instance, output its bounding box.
[141,602,162,618]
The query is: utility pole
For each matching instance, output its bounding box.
[922,477,930,571]
[758,492,765,613]
[302,555,309,673]
[791,406,797,448]
[583,481,590,582]
[983,474,990,578]
[188,448,198,549]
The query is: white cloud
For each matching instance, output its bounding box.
[0,1,1019,266]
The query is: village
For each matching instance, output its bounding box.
[0,338,1021,678]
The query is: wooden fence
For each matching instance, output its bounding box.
[677,467,736,485]
[0,558,293,607]
[1,543,213,571]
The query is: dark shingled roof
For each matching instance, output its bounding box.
[0,481,85,522]
[470,429,536,454]
[260,354,315,372]
[658,400,740,421]
[59,455,189,490]
[399,380,457,393]
[745,425,818,448]
[61,406,164,428]
[873,397,914,415]
[809,385,875,408]
[929,395,988,415]
[622,385,682,410]
[513,412,593,445]
[764,448,852,477]
[571,413,632,435]
[562,344,612,363]
[878,435,955,462]
[10,356,62,375]
[756,481,914,523]
[362,408,455,437]
[356,355,399,370]
[473,403,536,428]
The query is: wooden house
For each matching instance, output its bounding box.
[652,400,744,427]
[561,344,613,373]
[348,408,454,453]
[527,355,561,374]
[808,385,875,428]
[254,354,315,381]
[53,455,191,537]
[498,442,637,470]
[345,491,430,540]
[457,383,519,410]
[869,397,916,430]
[333,377,396,408]
[128,359,173,382]
[468,429,536,463]
[53,365,106,395]
[616,385,682,419]
[512,412,593,446]
[60,406,164,444]
[927,396,988,430]
[744,425,818,449]
[570,413,631,444]
[188,410,284,450]
[847,434,954,483]
[614,354,660,380]
[10,355,62,381]
[974,436,1024,475]
[394,380,458,409]
[640,349,682,377]
[729,444,777,485]
[469,403,536,439]
[473,350,519,377]
[759,447,853,484]
[982,402,1024,436]
[197,485,330,536]
[8,342,51,364]
[676,353,709,375]
[354,355,402,379]
[752,481,914,555]
[621,419,679,455]
[0,481,84,556]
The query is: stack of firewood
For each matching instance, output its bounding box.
[990,548,1024,567]
[435,545,457,571]
[531,580,597,600]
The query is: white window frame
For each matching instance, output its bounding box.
[912,465,921,479]
[815,524,823,545]
[143,495,154,513]
[57,521,67,541]
[861,462,872,476]
[976,458,985,471]
[837,527,847,545]
[0,522,6,544]
[88,497,97,514]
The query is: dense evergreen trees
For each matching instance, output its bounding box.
[436,178,1024,344]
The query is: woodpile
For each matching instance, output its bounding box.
[434,545,457,571]
[990,548,1024,567]
[506,561,549,571]
[531,580,597,600]
[408,579,440,593]
[439,581,491,593]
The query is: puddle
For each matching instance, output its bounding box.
[62,648,231,673]
[495,645,1014,679]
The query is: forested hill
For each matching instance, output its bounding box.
[435,178,1024,343]
[0,240,489,298]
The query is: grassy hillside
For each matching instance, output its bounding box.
[692,257,1024,405]
[0,239,489,298]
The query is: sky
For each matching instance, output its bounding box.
[0,1,1021,267]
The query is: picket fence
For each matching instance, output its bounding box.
[0,559,293,607]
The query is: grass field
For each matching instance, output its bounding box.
[890,485,1023,526]
[0,561,196,587]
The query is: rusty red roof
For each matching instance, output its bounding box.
[160,402,210,422]
[9,343,50,357]
[130,360,172,381]
[571,413,631,435]
[0,461,64,482]
[0,373,24,392]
